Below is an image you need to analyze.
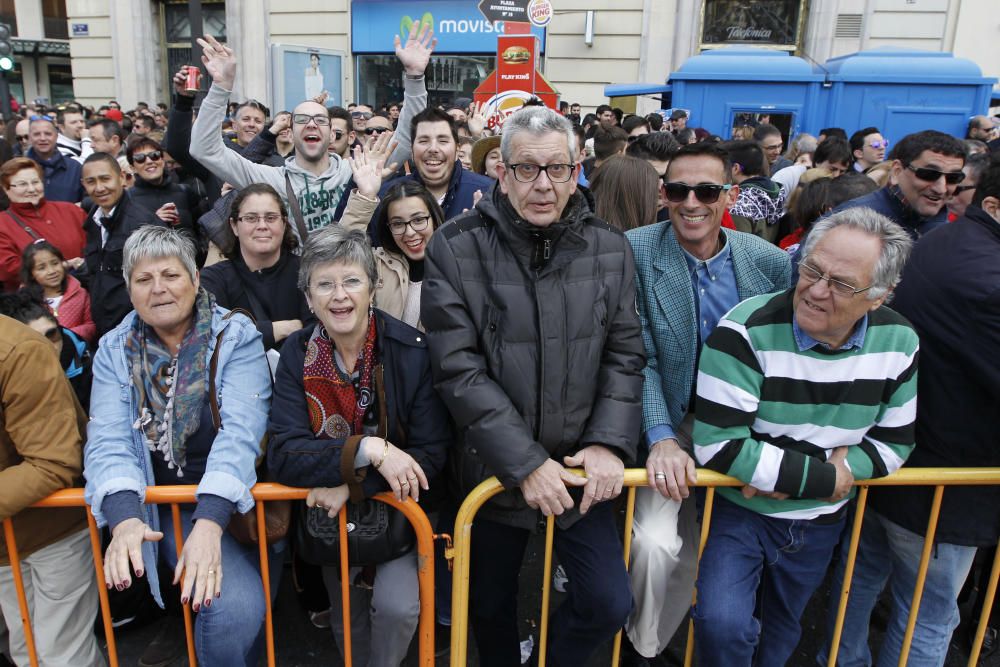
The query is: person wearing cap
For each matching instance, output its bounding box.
[670,109,688,132]
[471,135,501,180]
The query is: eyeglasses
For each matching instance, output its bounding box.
[952,184,977,195]
[388,214,431,236]
[41,327,61,343]
[905,164,965,185]
[868,140,890,150]
[310,277,367,296]
[506,163,575,183]
[663,182,733,204]
[798,262,873,297]
[351,111,373,120]
[8,179,42,189]
[366,127,391,136]
[292,113,331,126]
[16,134,28,141]
[238,213,283,225]
[132,150,163,164]
[332,130,346,140]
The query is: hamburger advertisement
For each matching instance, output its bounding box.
[501,45,532,65]
[474,30,558,130]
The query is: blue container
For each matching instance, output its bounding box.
[606,46,997,142]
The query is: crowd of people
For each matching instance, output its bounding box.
[0,22,998,667]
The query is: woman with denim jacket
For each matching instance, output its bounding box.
[83,225,274,666]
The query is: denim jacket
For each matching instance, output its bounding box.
[83,305,271,605]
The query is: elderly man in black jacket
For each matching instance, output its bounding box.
[422,106,645,667]
[824,155,1000,666]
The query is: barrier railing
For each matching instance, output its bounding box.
[449,467,1000,667]
[2,483,436,667]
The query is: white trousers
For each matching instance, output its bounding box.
[0,528,105,667]
[625,415,700,658]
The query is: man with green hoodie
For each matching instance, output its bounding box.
[191,27,434,239]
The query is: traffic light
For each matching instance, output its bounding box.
[0,24,13,72]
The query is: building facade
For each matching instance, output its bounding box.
[2,0,74,106]
[62,0,1000,115]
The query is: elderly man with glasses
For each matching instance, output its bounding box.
[422,105,645,667]
[622,141,790,664]
[832,129,966,240]
[690,207,918,667]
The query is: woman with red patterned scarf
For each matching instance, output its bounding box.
[267,226,450,666]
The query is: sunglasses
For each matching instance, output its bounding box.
[905,164,965,185]
[663,182,733,204]
[868,140,890,150]
[366,127,391,136]
[29,114,54,122]
[16,134,28,141]
[132,150,163,164]
[952,184,977,195]
[351,111,373,120]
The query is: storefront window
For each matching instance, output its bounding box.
[355,54,495,109]
[160,0,226,102]
[701,0,805,50]
[47,63,74,103]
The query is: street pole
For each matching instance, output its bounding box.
[0,71,10,120]
[188,0,205,108]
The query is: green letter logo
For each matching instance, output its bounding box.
[400,12,434,37]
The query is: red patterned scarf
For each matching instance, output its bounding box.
[303,313,378,438]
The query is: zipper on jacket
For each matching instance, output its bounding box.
[529,232,552,271]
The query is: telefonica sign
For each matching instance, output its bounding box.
[352,0,546,54]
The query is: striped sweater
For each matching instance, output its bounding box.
[693,289,918,520]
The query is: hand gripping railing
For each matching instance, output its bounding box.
[448,467,1000,667]
[2,483,436,667]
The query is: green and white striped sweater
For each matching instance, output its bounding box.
[693,289,918,520]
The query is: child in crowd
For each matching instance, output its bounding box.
[19,240,96,345]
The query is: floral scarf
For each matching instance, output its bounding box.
[127,288,215,476]
[303,313,378,439]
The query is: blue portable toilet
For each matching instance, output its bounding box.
[818,47,996,141]
[665,47,823,140]
[605,46,997,142]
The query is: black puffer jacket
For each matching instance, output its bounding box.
[421,187,645,529]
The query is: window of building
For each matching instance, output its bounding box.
[47,63,74,103]
[355,54,495,110]
[160,0,226,101]
[42,0,69,40]
[0,0,17,36]
[701,0,806,51]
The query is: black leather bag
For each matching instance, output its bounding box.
[295,366,416,566]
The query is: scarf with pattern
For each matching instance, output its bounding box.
[303,313,378,438]
[127,288,215,476]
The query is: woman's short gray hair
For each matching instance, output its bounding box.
[500,106,577,163]
[123,225,198,286]
[800,207,913,300]
[297,226,378,294]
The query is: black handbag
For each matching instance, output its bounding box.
[295,366,416,566]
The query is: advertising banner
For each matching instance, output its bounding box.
[701,0,802,48]
[473,29,558,132]
[352,0,546,54]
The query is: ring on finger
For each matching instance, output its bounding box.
[207,569,216,575]
[654,472,667,480]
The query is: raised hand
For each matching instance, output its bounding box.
[467,101,488,138]
[311,90,329,107]
[349,141,388,200]
[269,111,292,136]
[394,20,437,77]
[197,34,237,90]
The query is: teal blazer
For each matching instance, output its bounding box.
[626,224,792,442]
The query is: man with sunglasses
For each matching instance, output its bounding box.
[423,105,644,667]
[692,208,917,667]
[833,129,966,240]
[849,126,889,172]
[623,142,791,664]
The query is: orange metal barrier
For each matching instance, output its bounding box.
[449,467,1000,667]
[2,483,436,667]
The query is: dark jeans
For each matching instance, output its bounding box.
[469,501,633,667]
[692,495,846,667]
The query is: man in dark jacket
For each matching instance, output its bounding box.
[80,153,164,337]
[26,117,84,203]
[379,108,493,224]
[825,155,1000,667]
[422,106,645,667]
[832,130,965,240]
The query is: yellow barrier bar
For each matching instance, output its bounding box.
[968,543,1000,667]
[611,486,638,666]
[898,484,945,666]
[827,485,870,666]
[2,518,39,667]
[12,484,435,667]
[684,487,716,667]
[538,515,556,666]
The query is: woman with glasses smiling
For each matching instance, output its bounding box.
[0,157,87,291]
[267,225,449,666]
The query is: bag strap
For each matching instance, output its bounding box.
[284,172,309,243]
[4,210,41,241]
[339,364,388,504]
